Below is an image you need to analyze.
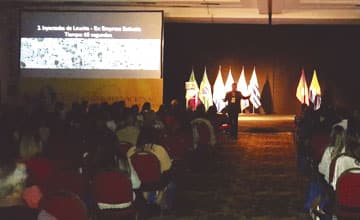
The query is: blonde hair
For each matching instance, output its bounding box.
[19,135,42,160]
[330,125,346,160]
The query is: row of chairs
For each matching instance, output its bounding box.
[25,147,167,220]
[328,154,360,219]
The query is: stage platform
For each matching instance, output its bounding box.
[238,114,295,121]
[237,114,296,132]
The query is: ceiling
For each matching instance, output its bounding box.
[2,0,360,24]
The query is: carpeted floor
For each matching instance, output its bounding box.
[149,116,312,220]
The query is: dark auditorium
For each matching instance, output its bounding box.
[0,1,360,220]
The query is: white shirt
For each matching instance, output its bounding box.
[331,155,360,190]
[190,117,216,149]
[318,146,345,183]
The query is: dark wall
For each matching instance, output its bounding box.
[163,23,360,114]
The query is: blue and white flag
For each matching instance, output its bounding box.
[249,67,261,109]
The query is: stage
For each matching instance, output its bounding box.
[237,114,296,132]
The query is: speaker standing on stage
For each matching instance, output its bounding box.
[224,83,250,139]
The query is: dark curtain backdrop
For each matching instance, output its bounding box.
[163,23,360,114]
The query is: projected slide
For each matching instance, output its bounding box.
[20,11,163,79]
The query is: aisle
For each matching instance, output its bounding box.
[150,118,311,220]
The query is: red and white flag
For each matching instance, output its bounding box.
[309,69,321,110]
[296,69,309,106]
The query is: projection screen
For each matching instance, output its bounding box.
[20,10,163,79]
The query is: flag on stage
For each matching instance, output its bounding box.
[212,66,227,112]
[199,67,213,111]
[185,68,199,109]
[248,67,261,109]
[237,66,250,112]
[224,67,235,92]
[309,69,321,111]
[296,68,309,106]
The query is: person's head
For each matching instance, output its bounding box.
[329,125,346,159]
[207,105,217,116]
[330,125,345,146]
[136,127,159,149]
[195,103,206,116]
[130,104,139,114]
[19,133,42,160]
[170,99,178,106]
[232,83,237,92]
[141,102,151,112]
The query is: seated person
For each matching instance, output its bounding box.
[0,145,38,219]
[127,127,172,174]
[127,127,175,210]
[116,114,140,146]
[318,125,346,183]
[190,104,216,150]
[141,102,157,129]
[331,123,360,190]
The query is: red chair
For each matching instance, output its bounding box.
[161,132,190,161]
[92,171,136,220]
[335,168,360,219]
[130,151,167,218]
[130,151,162,191]
[219,123,231,134]
[39,191,87,220]
[196,121,211,147]
[25,156,55,188]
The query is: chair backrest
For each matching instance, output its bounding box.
[160,133,189,161]
[92,171,133,204]
[335,168,360,218]
[194,120,211,146]
[39,191,87,220]
[25,156,55,187]
[130,151,161,186]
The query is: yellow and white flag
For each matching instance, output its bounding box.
[296,68,309,106]
[309,69,321,110]
[199,67,213,111]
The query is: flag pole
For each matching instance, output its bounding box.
[303,87,306,105]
